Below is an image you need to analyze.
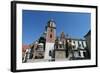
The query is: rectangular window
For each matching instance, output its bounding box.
[51,29,53,32]
[82,41,84,48]
[78,41,80,46]
[59,44,62,48]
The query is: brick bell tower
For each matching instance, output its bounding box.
[45,19,56,60]
[46,19,56,43]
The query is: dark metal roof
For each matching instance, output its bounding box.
[84,30,91,37]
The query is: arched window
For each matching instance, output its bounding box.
[50,34,52,38]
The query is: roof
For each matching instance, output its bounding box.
[67,38,86,41]
[84,30,91,37]
[22,44,30,52]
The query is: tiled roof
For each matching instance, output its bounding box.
[22,44,30,52]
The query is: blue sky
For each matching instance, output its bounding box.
[22,10,91,45]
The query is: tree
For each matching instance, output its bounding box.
[38,37,46,51]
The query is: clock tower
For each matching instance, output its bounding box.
[45,19,56,60]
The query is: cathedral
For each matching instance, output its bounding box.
[22,19,90,63]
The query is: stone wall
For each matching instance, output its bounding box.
[55,50,66,59]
